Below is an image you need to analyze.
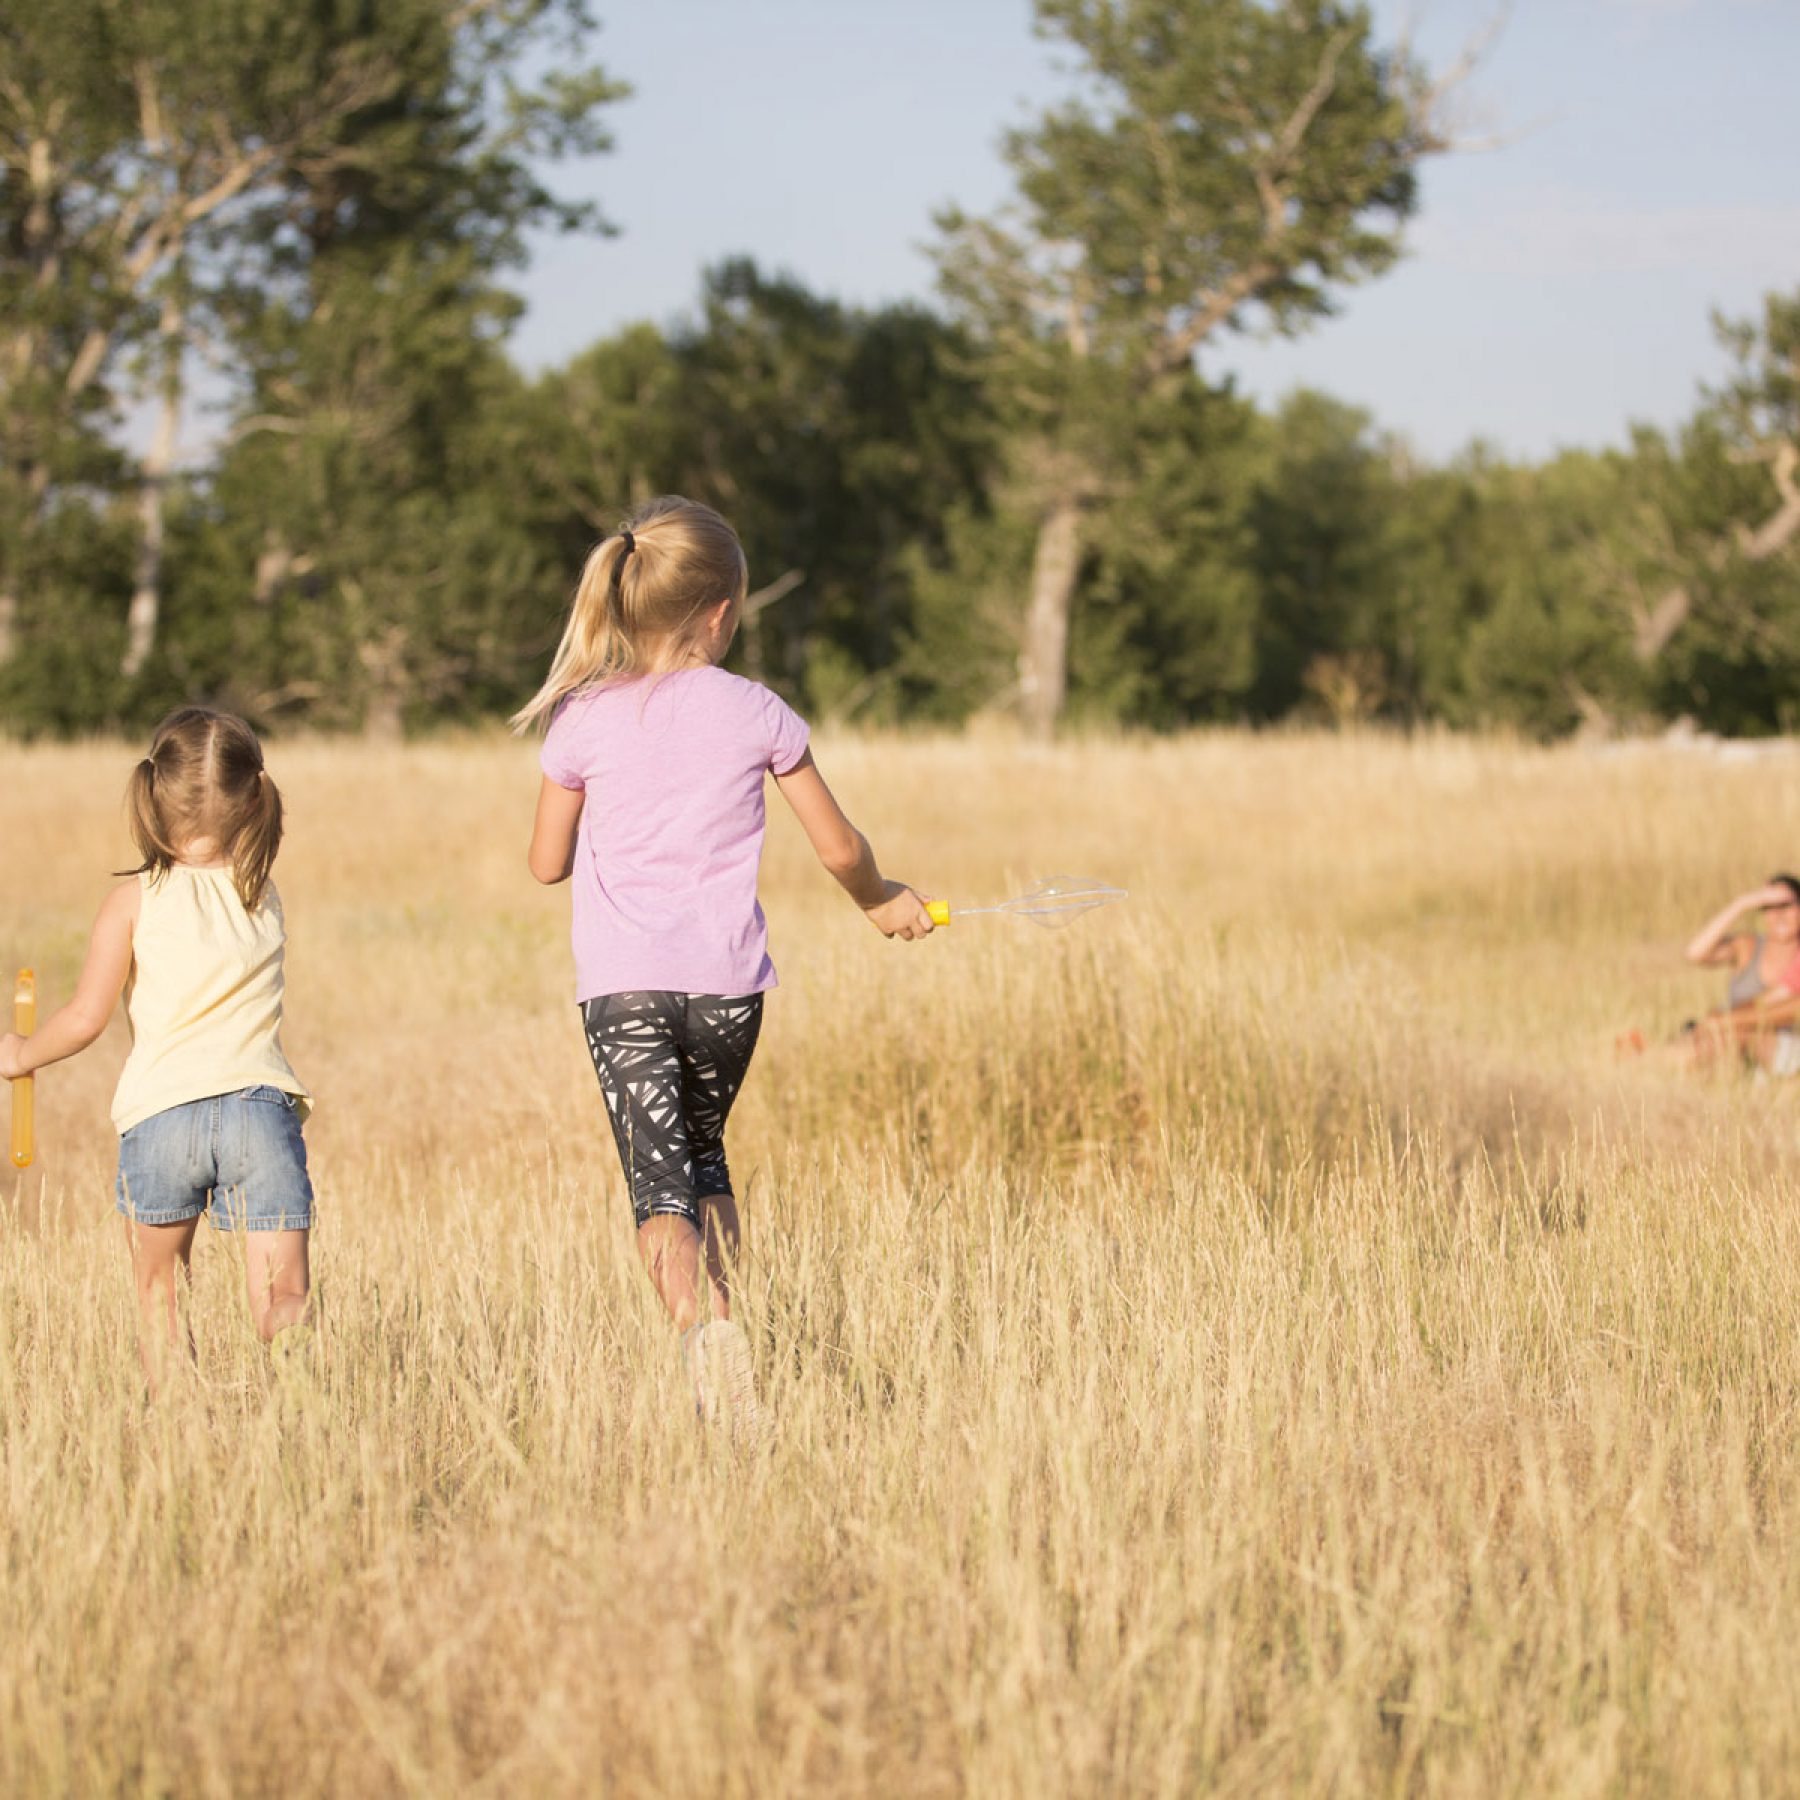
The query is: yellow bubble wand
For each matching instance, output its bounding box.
[11,969,34,1169]
[925,875,1128,930]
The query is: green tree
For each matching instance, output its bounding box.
[669,260,994,711]
[904,362,1262,728]
[0,0,623,730]
[180,255,544,732]
[515,261,997,720]
[166,0,624,735]
[1633,293,1800,729]
[0,0,424,680]
[1485,288,1800,737]
[936,0,1470,735]
[1243,390,1399,720]
[1450,454,1644,737]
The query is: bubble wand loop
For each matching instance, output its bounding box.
[11,969,34,1169]
[925,876,1128,930]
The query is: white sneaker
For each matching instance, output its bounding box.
[687,1319,760,1445]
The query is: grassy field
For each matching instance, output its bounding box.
[6,729,1800,1795]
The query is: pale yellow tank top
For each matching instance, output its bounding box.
[111,865,311,1134]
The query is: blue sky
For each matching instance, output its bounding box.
[514,0,1798,463]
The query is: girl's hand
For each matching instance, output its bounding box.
[863,881,936,941]
[0,1032,27,1081]
[1750,882,1799,912]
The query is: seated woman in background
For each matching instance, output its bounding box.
[1621,876,1800,1073]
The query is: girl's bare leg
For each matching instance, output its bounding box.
[1685,1019,1741,1073]
[122,1215,199,1392]
[640,1210,757,1435]
[637,1216,707,1331]
[698,1192,738,1321]
[244,1229,311,1343]
[636,1200,738,1330]
[1694,1019,1780,1072]
[1740,1027,1792,1073]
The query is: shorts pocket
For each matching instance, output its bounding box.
[210,1091,315,1231]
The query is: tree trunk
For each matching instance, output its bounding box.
[123,289,184,680]
[1632,584,1691,665]
[0,138,60,669]
[358,621,409,739]
[1019,490,1083,740]
[1632,440,1798,666]
[363,687,405,741]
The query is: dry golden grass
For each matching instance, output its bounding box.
[7,728,1800,1795]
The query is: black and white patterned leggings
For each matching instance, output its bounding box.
[581,991,764,1229]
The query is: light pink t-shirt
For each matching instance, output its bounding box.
[541,667,811,1002]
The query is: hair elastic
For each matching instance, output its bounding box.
[620,529,635,557]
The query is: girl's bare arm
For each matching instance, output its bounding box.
[773,751,933,940]
[527,776,585,885]
[1685,889,1778,966]
[0,882,138,1078]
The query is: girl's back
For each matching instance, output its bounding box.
[543,665,809,1001]
[113,865,305,1133]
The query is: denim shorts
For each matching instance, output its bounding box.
[116,1086,314,1231]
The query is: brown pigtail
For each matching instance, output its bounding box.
[230,768,284,912]
[121,754,181,885]
[118,707,284,910]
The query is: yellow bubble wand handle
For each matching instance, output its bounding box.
[926,900,951,927]
[11,968,34,1169]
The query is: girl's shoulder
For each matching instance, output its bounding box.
[694,665,785,706]
[691,666,807,719]
[77,881,141,968]
[100,878,143,927]
[712,671,810,770]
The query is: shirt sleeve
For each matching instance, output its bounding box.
[540,699,586,791]
[762,686,811,775]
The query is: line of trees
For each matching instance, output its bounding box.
[2,1,1796,740]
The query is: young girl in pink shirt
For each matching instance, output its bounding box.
[514,495,933,1431]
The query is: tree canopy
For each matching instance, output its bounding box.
[0,2,1795,742]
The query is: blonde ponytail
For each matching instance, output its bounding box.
[512,496,750,733]
[512,532,637,731]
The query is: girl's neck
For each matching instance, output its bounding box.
[638,646,717,676]
[173,838,229,870]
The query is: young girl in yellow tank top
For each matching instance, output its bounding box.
[0,707,313,1383]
